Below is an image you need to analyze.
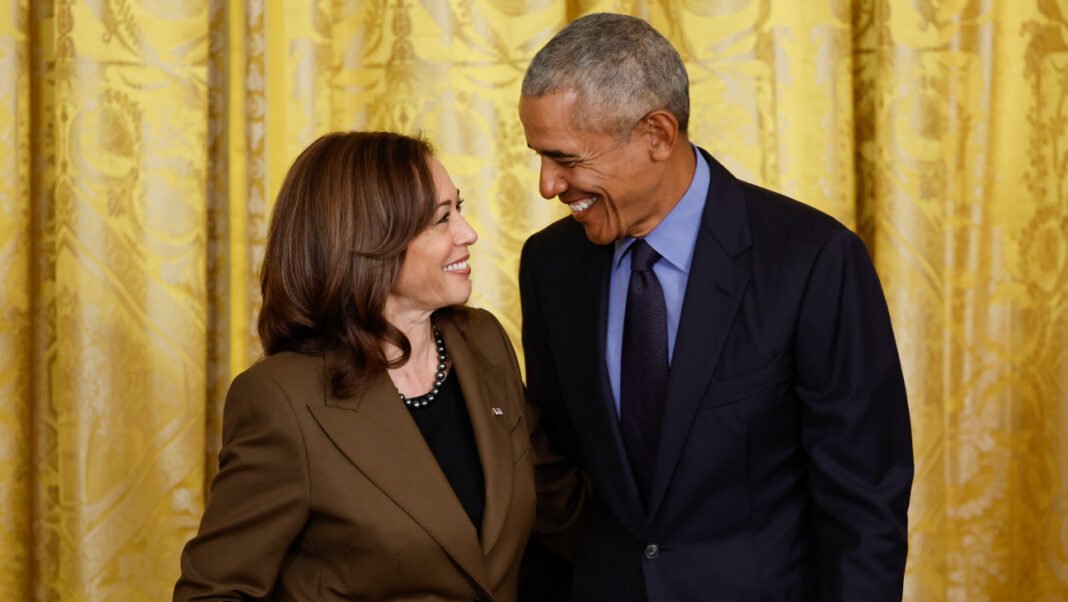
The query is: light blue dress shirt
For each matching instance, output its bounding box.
[606,147,710,414]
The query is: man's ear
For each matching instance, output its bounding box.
[642,110,680,161]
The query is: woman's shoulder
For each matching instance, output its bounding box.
[217,352,327,433]
[233,350,326,396]
[439,306,519,369]
[440,306,507,342]
[461,305,502,328]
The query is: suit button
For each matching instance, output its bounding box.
[644,544,660,559]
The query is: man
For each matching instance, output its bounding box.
[518,13,913,602]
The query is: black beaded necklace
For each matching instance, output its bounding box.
[398,328,448,409]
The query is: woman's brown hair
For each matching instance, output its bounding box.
[258,131,439,397]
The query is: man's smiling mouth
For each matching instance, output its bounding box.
[568,196,600,213]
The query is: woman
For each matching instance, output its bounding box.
[175,131,554,601]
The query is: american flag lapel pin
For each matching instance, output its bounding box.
[492,407,504,416]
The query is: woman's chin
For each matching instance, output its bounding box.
[453,283,473,306]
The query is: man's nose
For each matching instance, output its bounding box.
[539,158,567,200]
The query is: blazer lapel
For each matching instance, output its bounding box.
[557,239,646,534]
[439,318,514,555]
[306,353,491,593]
[647,152,752,523]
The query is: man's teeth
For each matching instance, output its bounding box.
[568,197,599,213]
[443,260,469,272]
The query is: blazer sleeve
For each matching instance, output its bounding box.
[174,369,311,601]
[794,229,914,601]
[517,241,588,555]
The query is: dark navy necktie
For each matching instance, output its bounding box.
[620,239,668,506]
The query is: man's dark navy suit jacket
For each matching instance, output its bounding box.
[519,148,913,601]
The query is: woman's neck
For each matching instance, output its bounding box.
[383,308,441,398]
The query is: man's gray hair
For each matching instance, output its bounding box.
[522,13,690,138]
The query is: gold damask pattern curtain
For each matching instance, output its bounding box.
[1,1,1065,599]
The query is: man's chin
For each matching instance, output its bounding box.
[576,220,617,246]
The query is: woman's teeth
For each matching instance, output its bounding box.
[443,260,469,272]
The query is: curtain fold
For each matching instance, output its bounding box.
[1,1,1065,599]
[855,1,1068,596]
[1,0,32,599]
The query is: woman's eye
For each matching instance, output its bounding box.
[435,199,462,225]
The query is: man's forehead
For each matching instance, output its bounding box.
[520,91,580,123]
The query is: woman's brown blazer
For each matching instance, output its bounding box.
[175,308,547,601]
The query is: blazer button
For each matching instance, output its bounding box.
[644,544,660,559]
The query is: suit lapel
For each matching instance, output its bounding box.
[556,238,646,533]
[439,318,514,555]
[306,352,491,593]
[647,152,752,522]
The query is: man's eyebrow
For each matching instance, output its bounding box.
[527,144,579,161]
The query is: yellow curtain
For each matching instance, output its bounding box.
[1,1,1065,599]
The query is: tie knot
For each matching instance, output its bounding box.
[629,239,660,272]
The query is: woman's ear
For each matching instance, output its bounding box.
[642,110,680,161]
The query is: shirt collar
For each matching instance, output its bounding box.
[613,145,711,272]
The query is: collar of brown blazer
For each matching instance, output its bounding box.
[305,317,514,595]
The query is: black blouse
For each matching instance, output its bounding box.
[405,369,485,531]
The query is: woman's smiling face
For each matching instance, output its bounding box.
[387,158,478,316]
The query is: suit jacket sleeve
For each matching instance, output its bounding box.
[174,370,311,601]
[519,239,589,544]
[794,229,913,600]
